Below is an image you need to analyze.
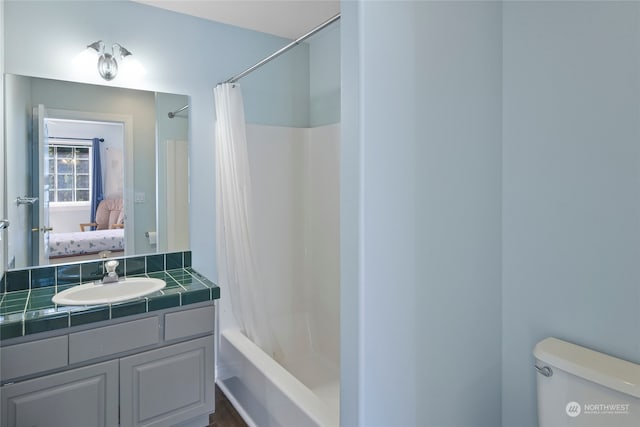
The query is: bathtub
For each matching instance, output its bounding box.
[217,328,339,427]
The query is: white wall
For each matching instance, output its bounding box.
[502,2,640,426]
[341,2,503,426]
[49,205,89,234]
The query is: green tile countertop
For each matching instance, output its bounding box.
[0,267,220,341]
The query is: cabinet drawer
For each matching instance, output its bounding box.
[1,336,68,381]
[164,305,214,341]
[69,317,159,364]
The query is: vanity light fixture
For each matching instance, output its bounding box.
[87,40,132,81]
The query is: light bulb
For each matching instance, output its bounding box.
[97,53,118,81]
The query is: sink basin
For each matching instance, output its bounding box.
[52,278,166,306]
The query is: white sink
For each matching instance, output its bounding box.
[52,278,166,306]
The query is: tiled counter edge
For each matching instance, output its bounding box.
[0,251,220,340]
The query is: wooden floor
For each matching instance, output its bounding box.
[209,385,248,427]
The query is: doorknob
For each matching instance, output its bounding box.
[32,226,53,232]
[0,220,9,230]
[16,196,38,206]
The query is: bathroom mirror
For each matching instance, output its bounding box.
[4,74,190,269]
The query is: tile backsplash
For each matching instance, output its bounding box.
[0,252,219,341]
[1,251,192,293]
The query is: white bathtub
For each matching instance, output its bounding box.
[217,328,339,427]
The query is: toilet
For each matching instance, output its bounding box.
[534,337,640,426]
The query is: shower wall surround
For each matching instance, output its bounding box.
[246,123,340,366]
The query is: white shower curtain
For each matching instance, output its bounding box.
[214,83,280,359]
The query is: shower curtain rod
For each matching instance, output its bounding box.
[221,12,341,85]
[168,104,189,118]
[48,136,104,142]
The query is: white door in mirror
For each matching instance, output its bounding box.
[52,278,166,306]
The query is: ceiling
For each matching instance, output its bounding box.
[133,0,340,40]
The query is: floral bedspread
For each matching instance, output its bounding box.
[47,229,125,258]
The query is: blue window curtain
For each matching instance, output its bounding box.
[90,138,103,229]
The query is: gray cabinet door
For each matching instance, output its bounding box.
[119,335,214,427]
[1,360,119,427]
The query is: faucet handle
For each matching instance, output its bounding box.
[105,260,119,273]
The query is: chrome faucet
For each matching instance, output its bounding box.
[102,260,120,284]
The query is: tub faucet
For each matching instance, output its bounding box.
[102,260,120,284]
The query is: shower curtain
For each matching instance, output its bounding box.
[214,83,280,359]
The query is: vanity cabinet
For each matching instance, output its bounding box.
[1,360,118,427]
[120,336,213,427]
[0,303,215,427]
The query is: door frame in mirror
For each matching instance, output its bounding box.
[43,107,134,256]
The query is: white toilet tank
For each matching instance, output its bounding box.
[534,337,640,427]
